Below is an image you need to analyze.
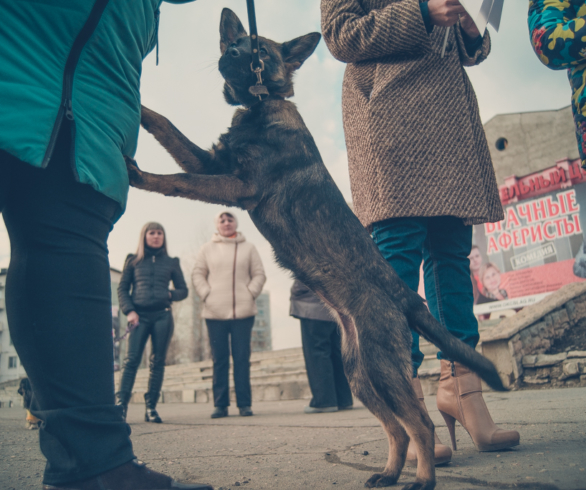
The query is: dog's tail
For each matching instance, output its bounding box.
[408,298,507,392]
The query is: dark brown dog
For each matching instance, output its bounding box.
[126,9,506,490]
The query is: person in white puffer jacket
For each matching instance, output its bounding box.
[193,210,266,418]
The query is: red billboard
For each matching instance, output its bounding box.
[472,158,586,317]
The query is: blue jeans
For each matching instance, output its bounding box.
[372,216,479,376]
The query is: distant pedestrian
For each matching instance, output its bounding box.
[117,222,188,423]
[290,279,353,414]
[193,211,266,418]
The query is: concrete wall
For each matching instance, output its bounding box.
[484,105,578,184]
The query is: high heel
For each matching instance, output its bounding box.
[436,360,519,452]
[439,410,457,451]
[405,377,452,466]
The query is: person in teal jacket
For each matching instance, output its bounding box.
[528,0,586,169]
[0,2,212,489]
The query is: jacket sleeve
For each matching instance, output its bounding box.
[320,0,431,63]
[192,246,211,301]
[247,245,266,299]
[169,257,188,302]
[528,1,586,69]
[117,254,136,316]
[455,23,490,67]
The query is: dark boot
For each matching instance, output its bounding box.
[116,391,131,422]
[42,459,213,489]
[211,407,228,419]
[144,393,162,423]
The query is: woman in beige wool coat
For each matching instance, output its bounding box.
[321,0,519,466]
[193,211,266,418]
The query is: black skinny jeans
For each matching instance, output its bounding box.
[300,319,353,409]
[0,126,134,485]
[206,317,255,408]
[117,309,174,408]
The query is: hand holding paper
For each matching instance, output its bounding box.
[460,0,504,35]
[431,0,503,58]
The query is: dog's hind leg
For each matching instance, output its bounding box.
[352,309,435,490]
[140,105,215,174]
[392,407,436,490]
[335,313,409,488]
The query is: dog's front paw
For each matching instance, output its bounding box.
[124,156,144,187]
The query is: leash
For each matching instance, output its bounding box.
[114,321,139,343]
[245,0,269,100]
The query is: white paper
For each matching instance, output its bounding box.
[459,0,503,35]
[488,0,504,32]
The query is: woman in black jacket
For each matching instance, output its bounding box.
[116,222,188,423]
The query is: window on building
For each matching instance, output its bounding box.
[8,356,18,369]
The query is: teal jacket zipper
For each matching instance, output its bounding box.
[41,0,111,173]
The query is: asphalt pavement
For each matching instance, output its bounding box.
[1,387,585,490]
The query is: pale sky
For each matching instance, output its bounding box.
[0,1,573,350]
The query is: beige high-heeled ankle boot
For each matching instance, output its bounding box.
[405,377,452,466]
[437,360,520,451]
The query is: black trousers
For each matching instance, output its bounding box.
[206,317,254,408]
[0,127,134,485]
[300,319,353,409]
[117,309,174,408]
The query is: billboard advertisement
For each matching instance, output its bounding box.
[472,158,586,316]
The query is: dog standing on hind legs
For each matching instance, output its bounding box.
[126,8,508,489]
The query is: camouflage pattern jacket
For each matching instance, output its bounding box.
[529,0,586,168]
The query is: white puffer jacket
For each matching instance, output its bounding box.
[192,232,266,320]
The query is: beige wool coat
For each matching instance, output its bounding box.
[321,0,504,230]
[192,233,266,320]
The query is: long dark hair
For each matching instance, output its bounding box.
[132,222,168,266]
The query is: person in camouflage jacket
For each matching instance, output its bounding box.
[529,0,586,168]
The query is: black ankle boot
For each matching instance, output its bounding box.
[145,408,162,423]
[211,407,228,419]
[116,391,131,422]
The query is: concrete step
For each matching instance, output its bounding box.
[117,348,310,404]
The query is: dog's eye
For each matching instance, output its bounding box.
[259,48,268,56]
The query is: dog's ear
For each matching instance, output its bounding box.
[220,8,248,55]
[281,33,321,69]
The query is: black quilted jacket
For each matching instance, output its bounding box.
[118,247,188,315]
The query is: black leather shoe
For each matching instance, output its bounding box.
[145,409,162,423]
[42,459,213,489]
[210,407,228,419]
[239,406,253,417]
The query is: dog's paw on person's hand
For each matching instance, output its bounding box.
[124,156,144,186]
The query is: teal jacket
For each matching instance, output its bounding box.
[0,0,194,217]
